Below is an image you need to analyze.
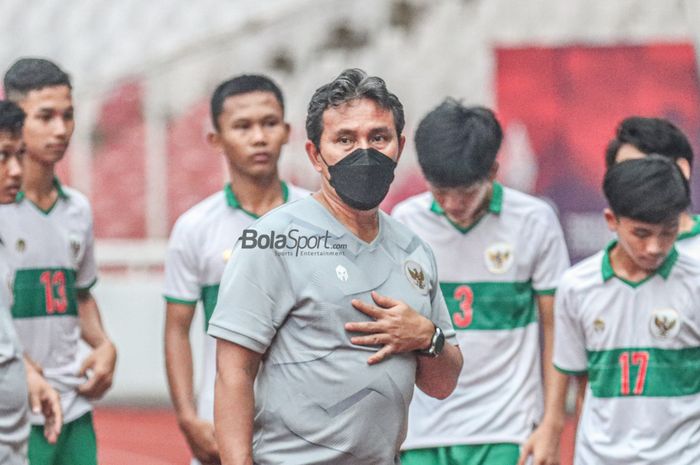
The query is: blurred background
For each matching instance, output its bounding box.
[4,0,700,462]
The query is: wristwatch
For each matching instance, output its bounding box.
[418,324,445,357]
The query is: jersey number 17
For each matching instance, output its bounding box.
[619,351,649,395]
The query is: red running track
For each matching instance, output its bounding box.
[94,407,577,464]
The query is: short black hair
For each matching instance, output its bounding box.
[603,155,690,224]
[605,116,694,169]
[210,74,285,131]
[415,99,502,187]
[0,100,25,136]
[305,68,405,149]
[4,58,72,102]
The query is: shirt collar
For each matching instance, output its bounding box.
[429,182,503,234]
[430,181,503,216]
[601,240,678,283]
[224,181,289,218]
[305,196,388,254]
[16,177,69,203]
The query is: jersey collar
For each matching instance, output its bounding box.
[677,214,700,241]
[429,182,503,233]
[15,177,70,203]
[224,181,289,219]
[305,196,393,253]
[601,240,678,286]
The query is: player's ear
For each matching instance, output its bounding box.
[603,208,618,232]
[676,158,691,180]
[281,122,291,145]
[395,134,406,163]
[207,131,221,151]
[488,161,499,181]
[305,140,324,173]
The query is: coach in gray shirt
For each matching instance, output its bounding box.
[208,69,463,465]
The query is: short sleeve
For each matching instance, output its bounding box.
[552,282,587,374]
[390,202,409,224]
[75,206,98,290]
[427,247,458,346]
[207,238,296,354]
[532,207,570,294]
[163,220,200,305]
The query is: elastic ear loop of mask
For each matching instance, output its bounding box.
[316,150,334,185]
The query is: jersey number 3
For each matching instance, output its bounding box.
[40,270,68,314]
[619,351,649,395]
[452,285,473,328]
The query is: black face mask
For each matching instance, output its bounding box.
[320,147,397,211]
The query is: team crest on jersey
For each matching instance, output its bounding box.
[335,265,349,282]
[649,308,681,339]
[16,239,25,253]
[593,318,605,333]
[404,260,428,294]
[484,242,513,274]
[222,249,232,262]
[70,238,81,259]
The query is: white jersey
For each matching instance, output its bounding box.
[676,214,700,260]
[393,183,570,449]
[163,182,307,427]
[0,232,21,363]
[0,232,30,447]
[554,243,700,465]
[0,179,97,424]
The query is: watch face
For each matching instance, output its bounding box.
[434,327,445,355]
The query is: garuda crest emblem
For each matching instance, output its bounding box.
[404,260,428,294]
[484,242,514,274]
[649,308,680,339]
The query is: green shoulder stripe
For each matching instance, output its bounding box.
[164,296,197,306]
[534,288,556,296]
[554,364,587,376]
[76,277,98,291]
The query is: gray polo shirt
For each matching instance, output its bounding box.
[208,196,457,465]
